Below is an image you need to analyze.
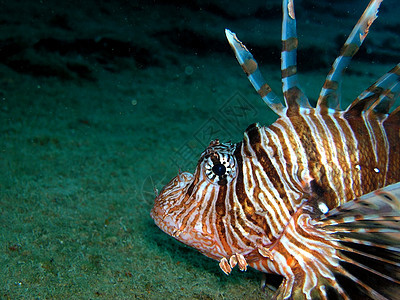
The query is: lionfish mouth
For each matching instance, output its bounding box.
[150,171,194,237]
[151,170,223,259]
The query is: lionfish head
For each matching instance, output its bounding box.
[151,139,238,259]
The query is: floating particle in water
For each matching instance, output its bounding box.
[185,65,194,76]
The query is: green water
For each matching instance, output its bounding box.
[1,0,396,298]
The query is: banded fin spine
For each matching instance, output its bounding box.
[281,0,311,113]
[346,63,400,117]
[225,29,285,116]
[225,0,315,117]
[226,0,399,121]
[317,0,384,112]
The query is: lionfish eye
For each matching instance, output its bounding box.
[204,153,236,184]
[212,163,226,176]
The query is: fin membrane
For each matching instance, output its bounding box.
[317,182,400,299]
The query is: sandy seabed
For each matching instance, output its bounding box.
[1,0,398,298]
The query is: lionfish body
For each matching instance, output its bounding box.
[151,0,400,299]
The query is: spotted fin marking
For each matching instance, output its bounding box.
[317,0,384,112]
[316,182,400,299]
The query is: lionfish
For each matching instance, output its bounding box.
[151,0,400,298]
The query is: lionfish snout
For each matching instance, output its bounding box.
[150,171,193,234]
[151,140,240,257]
[151,170,221,254]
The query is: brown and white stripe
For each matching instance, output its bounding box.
[151,0,400,298]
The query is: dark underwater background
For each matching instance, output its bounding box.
[1,0,398,298]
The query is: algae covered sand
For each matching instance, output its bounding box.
[1,0,398,298]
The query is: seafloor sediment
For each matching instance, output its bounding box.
[1,0,398,298]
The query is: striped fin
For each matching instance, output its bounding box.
[270,183,400,299]
[225,0,314,117]
[317,0,383,112]
[226,0,399,120]
[315,182,400,299]
[225,29,286,116]
[281,0,311,114]
[346,63,400,117]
